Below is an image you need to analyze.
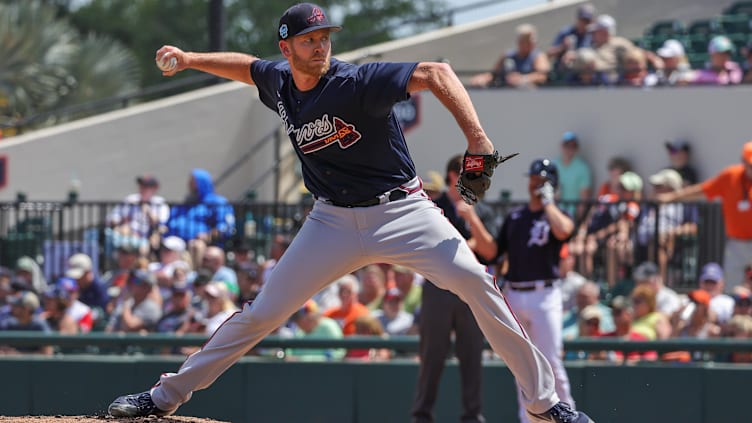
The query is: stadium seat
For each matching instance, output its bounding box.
[686,52,709,69]
[687,18,723,37]
[717,13,752,34]
[686,19,724,54]
[724,1,752,16]
[646,19,687,38]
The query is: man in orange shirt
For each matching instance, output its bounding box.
[323,274,370,335]
[658,141,752,291]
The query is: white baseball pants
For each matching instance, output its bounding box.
[150,192,559,416]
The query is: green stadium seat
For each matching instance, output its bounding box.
[646,19,687,38]
[725,1,752,16]
[686,19,724,54]
[687,52,709,69]
[687,18,723,37]
[717,13,752,34]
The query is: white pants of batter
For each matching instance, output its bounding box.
[150,192,559,418]
[504,283,573,423]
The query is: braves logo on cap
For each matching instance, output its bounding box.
[464,156,484,172]
[279,24,289,39]
[307,7,326,24]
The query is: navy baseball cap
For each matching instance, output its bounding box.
[278,3,342,40]
[527,159,559,187]
[665,139,690,152]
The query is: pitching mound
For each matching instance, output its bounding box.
[0,416,229,423]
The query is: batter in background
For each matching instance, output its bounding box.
[475,159,577,423]
[411,154,501,423]
[108,3,593,423]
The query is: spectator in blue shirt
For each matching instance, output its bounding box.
[65,253,109,321]
[167,168,236,244]
[548,3,595,71]
[0,291,52,355]
[553,131,593,218]
[470,23,550,88]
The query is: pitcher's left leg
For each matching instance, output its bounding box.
[366,198,558,415]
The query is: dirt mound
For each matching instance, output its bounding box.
[0,416,229,423]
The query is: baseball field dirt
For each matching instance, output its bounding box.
[0,417,229,423]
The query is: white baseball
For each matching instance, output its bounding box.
[157,55,177,72]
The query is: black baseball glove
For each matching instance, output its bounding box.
[456,150,519,205]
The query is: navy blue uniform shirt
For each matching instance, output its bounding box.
[251,58,418,205]
[495,206,566,282]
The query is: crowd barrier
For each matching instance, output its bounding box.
[1,331,751,355]
[0,333,750,423]
[0,200,724,290]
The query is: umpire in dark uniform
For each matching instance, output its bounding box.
[411,155,500,423]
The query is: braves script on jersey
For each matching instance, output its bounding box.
[253,58,418,205]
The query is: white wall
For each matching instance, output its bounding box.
[0,82,285,202]
[0,0,743,203]
[406,85,752,201]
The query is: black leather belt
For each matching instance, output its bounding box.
[327,189,407,208]
[507,279,555,291]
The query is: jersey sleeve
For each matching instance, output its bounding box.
[250,59,285,110]
[357,62,419,116]
[701,167,732,199]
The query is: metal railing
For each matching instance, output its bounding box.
[0,199,723,290]
[0,331,750,355]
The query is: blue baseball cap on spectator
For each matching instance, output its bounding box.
[562,131,578,144]
[45,285,72,301]
[708,35,734,54]
[56,277,79,293]
[699,262,724,282]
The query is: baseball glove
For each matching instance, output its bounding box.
[457,150,519,205]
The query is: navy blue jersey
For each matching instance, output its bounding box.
[251,58,418,204]
[495,206,566,282]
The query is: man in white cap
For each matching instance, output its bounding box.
[645,39,692,86]
[66,253,109,314]
[588,15,633,80]
[148,236,190,281]
[636,168,698,283]
[1,291,53,355]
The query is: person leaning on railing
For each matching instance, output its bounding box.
[657,141,752,292]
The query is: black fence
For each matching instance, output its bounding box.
[0,199,723,291]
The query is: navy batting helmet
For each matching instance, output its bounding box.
[527,159,558,188]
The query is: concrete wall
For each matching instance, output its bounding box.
[406,84,752,201]
[0,82,290,203]
[2,83,750,203]
[0,356,748,423]
[0,0,744,203]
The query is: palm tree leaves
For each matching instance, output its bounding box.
[0,1,140,128]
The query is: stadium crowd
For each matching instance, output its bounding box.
[470,4,752,88]
[1,3,751,365]
[0,135,750,366]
